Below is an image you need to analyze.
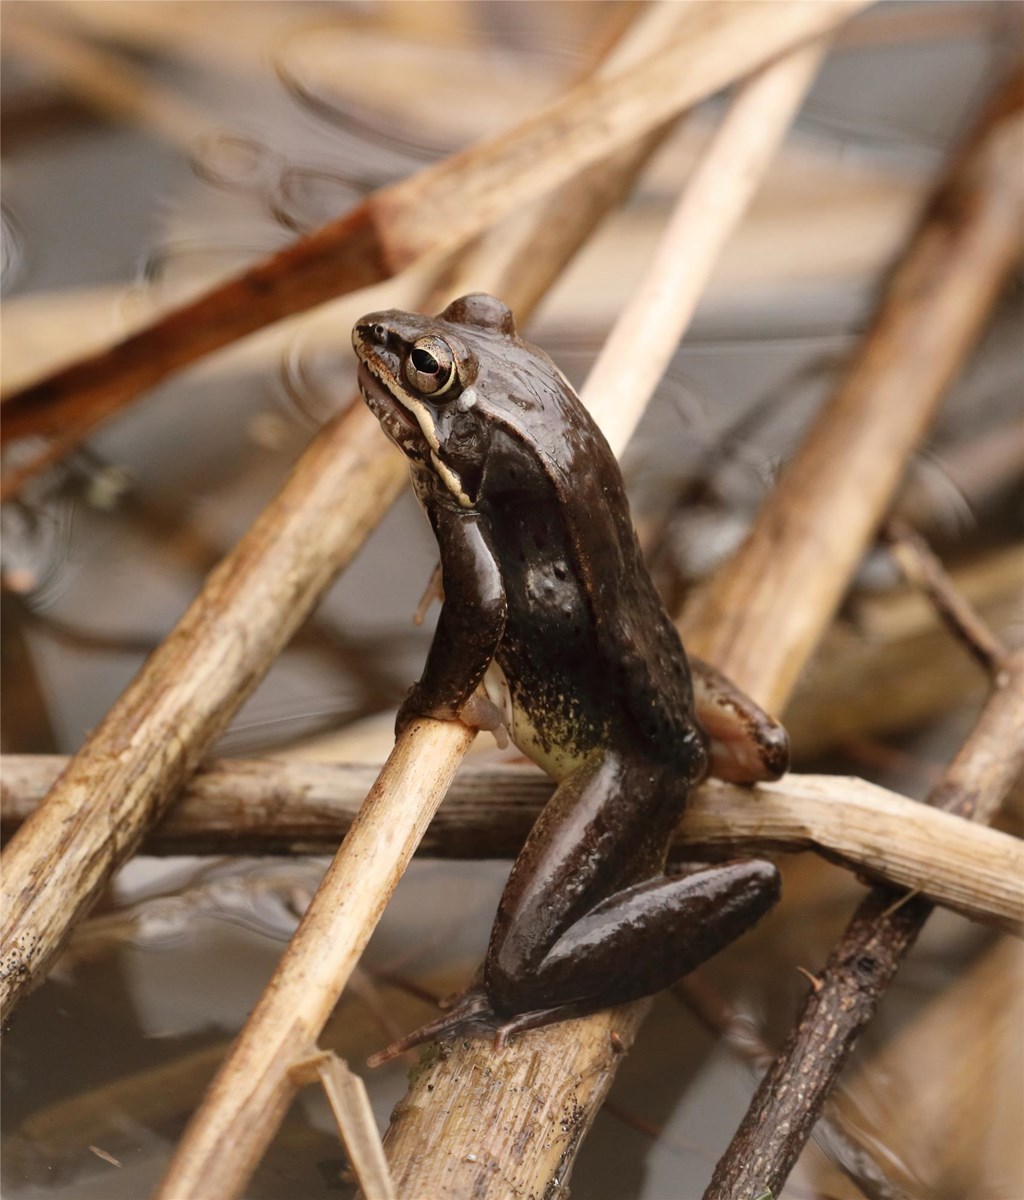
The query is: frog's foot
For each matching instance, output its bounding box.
[366,988,493,1068]
[689,656,789,782]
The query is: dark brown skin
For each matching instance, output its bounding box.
[353,294,787,1056]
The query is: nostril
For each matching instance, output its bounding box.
[372,323,388,345]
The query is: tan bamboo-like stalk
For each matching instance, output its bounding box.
[581,41,827,450]
[0,395,407,1021]
[379,66,1024,1200]
[3,758,1019,933]
[152,717,472,1198]
[0,0,867,499]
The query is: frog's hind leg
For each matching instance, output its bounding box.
[485,754,780,1019]
[499,859,779,1018]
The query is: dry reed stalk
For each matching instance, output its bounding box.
[0,0,701,1028]
[4,758,1019,933]
[0,396,404,1021]
[705,651,1024,1200]
[682,69,1024,712]
[306,1052,397,1200]
[581,41,827,450]
[150,717,472,1198]
[0,0,867,500]
[380,67,1024,1200]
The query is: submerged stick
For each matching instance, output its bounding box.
[3,759,1019,933]
[0,0,866,497]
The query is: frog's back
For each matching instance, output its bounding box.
[479,365,705,781]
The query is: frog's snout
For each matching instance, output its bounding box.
[353,319,390,356]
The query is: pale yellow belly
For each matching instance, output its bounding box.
[483,660,588,782]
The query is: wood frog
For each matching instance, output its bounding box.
[353,294,787,1058]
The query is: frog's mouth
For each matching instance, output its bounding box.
[356,362,428,456]
[355,354,474,510]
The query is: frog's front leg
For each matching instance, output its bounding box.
[397,505,506,735]
[484,751,780,1020]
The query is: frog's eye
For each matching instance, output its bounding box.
[405,336,457,397]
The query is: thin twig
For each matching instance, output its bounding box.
[3,759,1018,934]
[0,0,867,498]
[704,652,1024,1200]
[884,516,1008,678]
[674,975,910,1200]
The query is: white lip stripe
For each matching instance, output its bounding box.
[360,347,472,507]
[430,452,472,508]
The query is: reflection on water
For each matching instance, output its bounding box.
[275,8,582,161]
[1,201,26,294]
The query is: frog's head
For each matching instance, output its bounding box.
[353,294,518,509]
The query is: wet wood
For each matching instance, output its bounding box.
[3,758,1019,934]
[822,938,1024,1198]
[0,0,867,499]
[704,651,1024,1200]
[682,69,1024,713]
